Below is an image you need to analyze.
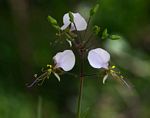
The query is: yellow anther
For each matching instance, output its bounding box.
[112,65,116,69]
[47,64,52,68]
[48,68,52,73]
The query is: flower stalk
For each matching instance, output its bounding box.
[77,52,84,118]
[29,4,129,118]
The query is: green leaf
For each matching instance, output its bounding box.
[90,4,99,16]
[93,25,100,35]
[110,35,121,40]
[69,11,74,22]
[102,28,109,39]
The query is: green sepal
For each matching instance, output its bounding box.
[110,35,121,40]
[69,11,74,22]
[90,4,99,16]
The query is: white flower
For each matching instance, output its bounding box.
[61,12,87,31]
[88,48,110,69]
[53,50,75,71]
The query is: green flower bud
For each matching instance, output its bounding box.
[93,25,100,35]
[110,35,121,40]
[47,16,60,30]
[90,4,99,16]
[53,25,61,30]
[47,16,57,25]
[102,28,109,39]
[69,11,74,22]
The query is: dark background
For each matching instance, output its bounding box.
[0,0,150,118]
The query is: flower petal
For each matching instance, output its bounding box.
[73,13,87,31]
[53,50,75,71]
[61,12,87,31]
[61,13,71,30]
[103,74,108,84]
[88,48,110,69]
[53,72,61,81]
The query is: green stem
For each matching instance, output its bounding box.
[83,16,91,39]
[37,96,42,118]
[73,22,82,42]
[77,77,84,118]
[77,55,84,118]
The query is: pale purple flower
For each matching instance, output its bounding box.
[61,12,87,31]
[53,50,75,71]
[88,48,110,69]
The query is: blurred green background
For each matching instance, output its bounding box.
[0,0,150,118]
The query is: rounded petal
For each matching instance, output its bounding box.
[88,48,110,69]
[61,24,70,30]
[61,13,71,30]
[73,13,87,31]
[53,50,75,71]
[61,12,87,31]
[70,23,75,31]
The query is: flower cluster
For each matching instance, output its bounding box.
[28,5,128,88]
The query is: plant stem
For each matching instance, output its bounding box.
[77,55,84,118]
[37,96,42,118]
[83,16,91,39]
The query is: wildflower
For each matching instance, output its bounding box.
[53,50,75,71]
[88,48,110,69]
[28,50,75,87]
[61,12,87,31]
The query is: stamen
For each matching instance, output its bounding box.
[47,64,52,68]
[112,65,116,69]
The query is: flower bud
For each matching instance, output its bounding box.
[69,11,74,22]
[48,15,57,25]
[90,4,99,16]
[110,35,121,40]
